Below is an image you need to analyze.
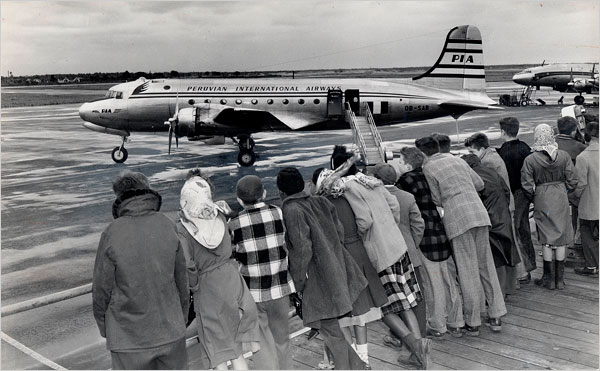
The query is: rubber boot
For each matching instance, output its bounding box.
[547,259,556,290]
[556,260,565,290]
[534,260,551,287]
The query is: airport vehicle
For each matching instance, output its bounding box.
[79,25,500,166]
[512,63,599,105]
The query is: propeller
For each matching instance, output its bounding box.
[164,82,180,155]
[568,68,574,86]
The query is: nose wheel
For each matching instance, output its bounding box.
[111,136,129,163]
[235,135,256,166]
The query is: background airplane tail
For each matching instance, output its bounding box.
[412,25,486,91]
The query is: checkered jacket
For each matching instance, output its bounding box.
[396,167,451,261]
[229,202,295,302]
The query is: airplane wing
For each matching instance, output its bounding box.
[194,103,319,130]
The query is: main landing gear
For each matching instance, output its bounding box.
[111,136,129,163]
[574,94,585,105]
[234,135,256,167]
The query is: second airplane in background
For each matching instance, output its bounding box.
[512,63,598,105]
[79,25,500,166]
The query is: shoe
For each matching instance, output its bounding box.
[484,317,502,332]
[414,338,431,370]
[518,272,531,284]
[447,326,463,338]
[426,328,444,338]
[307,328,320,341]
[317,361,334,370]
[383,333,403,350]
[463,324,479,336]
[574,267,599,276]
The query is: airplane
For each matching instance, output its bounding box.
[79,24,500,167]
[512,63,599,105]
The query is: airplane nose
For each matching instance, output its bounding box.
[79,102,92,121]
[512,72,533,85]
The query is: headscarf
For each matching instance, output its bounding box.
[531,123,559,160]
[315,153,382,196]
[179,176,227,249]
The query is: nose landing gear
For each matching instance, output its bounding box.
[111,136,130,163]
[234,135,256,167]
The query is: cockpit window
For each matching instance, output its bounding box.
[523,70,531,74]
[105,90,124,99]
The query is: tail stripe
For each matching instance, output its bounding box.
[444,48,483,54]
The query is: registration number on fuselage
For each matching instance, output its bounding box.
[404,105,430,111]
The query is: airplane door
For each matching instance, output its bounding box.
[345,89,360,114]
[327,88,343,117]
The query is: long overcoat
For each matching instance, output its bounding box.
[521,150,578,245]
[472,165,520,268]
[281,191,368,328]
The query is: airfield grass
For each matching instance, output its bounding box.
[1,93,106,108]
[1,67,521,109]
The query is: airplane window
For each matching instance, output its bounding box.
[298,99,305,105]
[164,85,171,90]
[267,99,273,105]
[282,99,289,105]
[221,99,227,104]
[188,99,195,105]
[236,99,242,105]
[116,92,123,99]
[314,99,320,104]
[251,99,258,105]
[204,99,211,103]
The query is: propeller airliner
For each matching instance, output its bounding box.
[512,63,598,105]
[79,25,500,166]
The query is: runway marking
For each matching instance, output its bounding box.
[1,332,67,370]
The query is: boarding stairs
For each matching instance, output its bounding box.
[345,102,390,166]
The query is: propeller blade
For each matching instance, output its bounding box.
[176,135,179,149]
[168,126,173,155]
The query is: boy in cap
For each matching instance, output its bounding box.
[229,175,296,369]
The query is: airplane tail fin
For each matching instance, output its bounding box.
[412,25,486,91]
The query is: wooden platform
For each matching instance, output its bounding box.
[287,251,599,370]
[186,244,598,370]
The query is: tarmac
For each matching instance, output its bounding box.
[1,96,597,369]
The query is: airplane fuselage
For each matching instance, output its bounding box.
[79,77,491,135]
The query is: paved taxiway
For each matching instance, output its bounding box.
[1,99,597,369]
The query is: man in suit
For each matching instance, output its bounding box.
[417,136,507,336]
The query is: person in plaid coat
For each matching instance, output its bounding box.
[229,175,296,370]
[418,136,507,335]
[395,146,465,338]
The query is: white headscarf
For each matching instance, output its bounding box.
[531,123,559,160]
[179,176,226,249]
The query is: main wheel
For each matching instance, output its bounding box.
[574,95,585,105]
[111,146,128,163]
[237,149,256,167]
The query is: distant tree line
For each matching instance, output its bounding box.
[1,65,534,86]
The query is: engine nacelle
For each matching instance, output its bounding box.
[174,106,233,137]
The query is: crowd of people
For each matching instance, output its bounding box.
[92,114,599,370]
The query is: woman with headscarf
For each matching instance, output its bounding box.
[521,124,578,290]
[312,165,388,369]
[177,169,260,370]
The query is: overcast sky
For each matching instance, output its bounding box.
[1,1,599,76]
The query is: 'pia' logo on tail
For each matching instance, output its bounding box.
[452,55,474,63]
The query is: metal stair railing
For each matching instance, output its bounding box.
[345,102,368,163]
[363,102,386,163]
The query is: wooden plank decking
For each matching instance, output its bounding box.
[287,248,599,370]
[187,244,598,370]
